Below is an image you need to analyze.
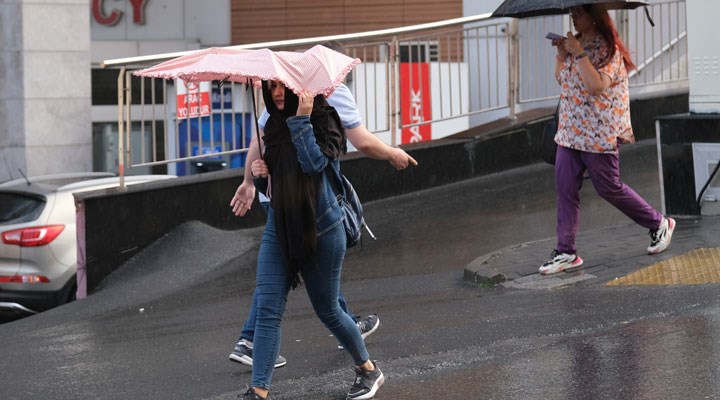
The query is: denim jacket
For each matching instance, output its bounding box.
[255,115,344,236]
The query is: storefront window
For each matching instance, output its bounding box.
[92,69,164,106]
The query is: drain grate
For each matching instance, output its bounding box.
[607,247,720,286]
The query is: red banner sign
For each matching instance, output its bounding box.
[400,62,432,144]
[176,80,211,119]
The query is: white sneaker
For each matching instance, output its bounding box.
[539,250,583,275]
[647,217,676,254]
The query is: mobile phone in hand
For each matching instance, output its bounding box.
[545,32,565,40]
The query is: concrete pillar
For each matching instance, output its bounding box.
[0,1,25,181]
[687,0,720,113]
[0,0,91,182]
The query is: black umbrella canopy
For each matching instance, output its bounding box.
[491,0,650,19]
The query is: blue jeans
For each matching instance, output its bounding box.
[238,201,356,343]
[251,208,369,389]
[240,291,356,343]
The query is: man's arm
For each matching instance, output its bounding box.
[229,133,261,216]
[328,84,417,170]
[346,125,418,170]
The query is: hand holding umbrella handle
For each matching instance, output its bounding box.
[297,93,313,116]
[250,159,269,178]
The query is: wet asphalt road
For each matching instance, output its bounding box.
[2,139,720,399]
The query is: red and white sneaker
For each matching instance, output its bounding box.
[647,216,676,254]
[539,250,583,275]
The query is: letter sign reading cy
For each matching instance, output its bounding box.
[92,0,149,26]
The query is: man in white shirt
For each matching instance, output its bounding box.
[228,83,416,368]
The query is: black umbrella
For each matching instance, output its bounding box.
[491,0,650,19]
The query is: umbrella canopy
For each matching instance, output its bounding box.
[491,0,650,19]
[134,44,361,97]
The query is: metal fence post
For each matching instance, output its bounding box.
[117,67,126,189]
[390,36,399,147]
[124,71,132,189]
[507,19,519,121]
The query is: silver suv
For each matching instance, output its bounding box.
[0,172,176,318]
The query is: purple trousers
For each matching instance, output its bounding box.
[555,145,663,254]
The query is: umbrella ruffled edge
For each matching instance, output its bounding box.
[315,57,362,98]
[132,56,362,97]
[132,71,267,87]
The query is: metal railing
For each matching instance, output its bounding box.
[102,0,687,182]
[514,0,687,105]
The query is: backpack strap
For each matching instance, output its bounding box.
[323,162,346,203]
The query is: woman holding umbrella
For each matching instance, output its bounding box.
[540,4,675,274]
[240,80,384,400]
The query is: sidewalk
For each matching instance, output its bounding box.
[464,215,720,290]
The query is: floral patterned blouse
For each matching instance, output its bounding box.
[555,36,634,154]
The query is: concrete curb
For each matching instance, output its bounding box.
[464,216,720,289]
[463,238,554,285]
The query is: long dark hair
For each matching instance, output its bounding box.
[583,4,636,71]
[260,81,346,288]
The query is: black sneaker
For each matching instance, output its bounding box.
[346,361,385,400]
[229,340,287,369]
[358,314,380,339]
[238,386,270,400]
[338,315,380,349]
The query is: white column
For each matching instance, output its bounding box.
[0,0,92,182]
[0,1,26,182]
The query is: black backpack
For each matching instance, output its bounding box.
[325,168,375,248]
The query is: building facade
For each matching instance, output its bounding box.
[2,0,469,181]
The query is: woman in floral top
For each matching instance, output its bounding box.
[540,4,676,275]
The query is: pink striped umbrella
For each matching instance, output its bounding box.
[134,45,361,97]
